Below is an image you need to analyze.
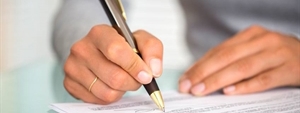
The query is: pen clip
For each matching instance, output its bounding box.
[116,0,127,20]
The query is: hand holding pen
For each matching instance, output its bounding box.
[99,0,165,111]
[63,2,164,110]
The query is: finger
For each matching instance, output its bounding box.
[134,30,163,77]
[87,25,153,84]
[70,39,140,91]
[197,25,267,66]
[195,25,268,66]
[88,51,141,91]
[180,32,270,93]
[64,77,106,104]
[90,75,125,104]
[223,66,294,95]
[64,56,125,103]
[190,50,285,96]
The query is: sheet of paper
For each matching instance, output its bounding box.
[50,88,300,113]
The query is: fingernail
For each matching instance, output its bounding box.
[191,83,205,95]
[223,85,235,93]
[150,59,162,77]
[137,71,152,84]
[179,79,191,93]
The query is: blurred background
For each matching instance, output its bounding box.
[1,0,192,73]
[1,0,192,112]
[1,0,60,72]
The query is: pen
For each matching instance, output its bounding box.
[99,0,165,112]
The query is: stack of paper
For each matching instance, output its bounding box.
[50,88,300,113]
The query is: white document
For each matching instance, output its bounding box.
[50,88,300,113]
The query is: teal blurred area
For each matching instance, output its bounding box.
[1,58,68,113]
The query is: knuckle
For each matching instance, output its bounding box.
[134,29,163,49]
[134,29,148,35]
[257,75,271,86]
[211,78,224,87]
[261,32,283,45]
[89,25,114,36]
[145,38,163,49]
[63,78,78,99]
[189,71,204,80]
[63,78,71,91]
[109,71,126,90]
[106,42,126,61]
[70,41,88,59]
[242,81,251,89]
[124,57,139,72]
[88,25,118,43]
[185,68,207,84]
[235,60,252,74]
[274,47,291,58]
[89,25,101,34]
[102,90,121,103]
[70,42,81,54]
[64,60,74,76]
[217,49,235,63]
[248,25,265,31]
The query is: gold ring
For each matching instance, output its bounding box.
[88,77,98,92]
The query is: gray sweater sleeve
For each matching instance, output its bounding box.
[52,0,111,62]
[180,0,300,61]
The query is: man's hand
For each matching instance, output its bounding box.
[179,25,300,96]
[64,25,163,104]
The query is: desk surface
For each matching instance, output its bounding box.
[1,59,183,113]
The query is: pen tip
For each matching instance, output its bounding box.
[162,107,165,112]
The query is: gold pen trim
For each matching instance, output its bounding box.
[150,91,165,111]
[116,0,127,20]
[133,48,139,53]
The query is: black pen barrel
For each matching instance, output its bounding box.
[144,78,160,95]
